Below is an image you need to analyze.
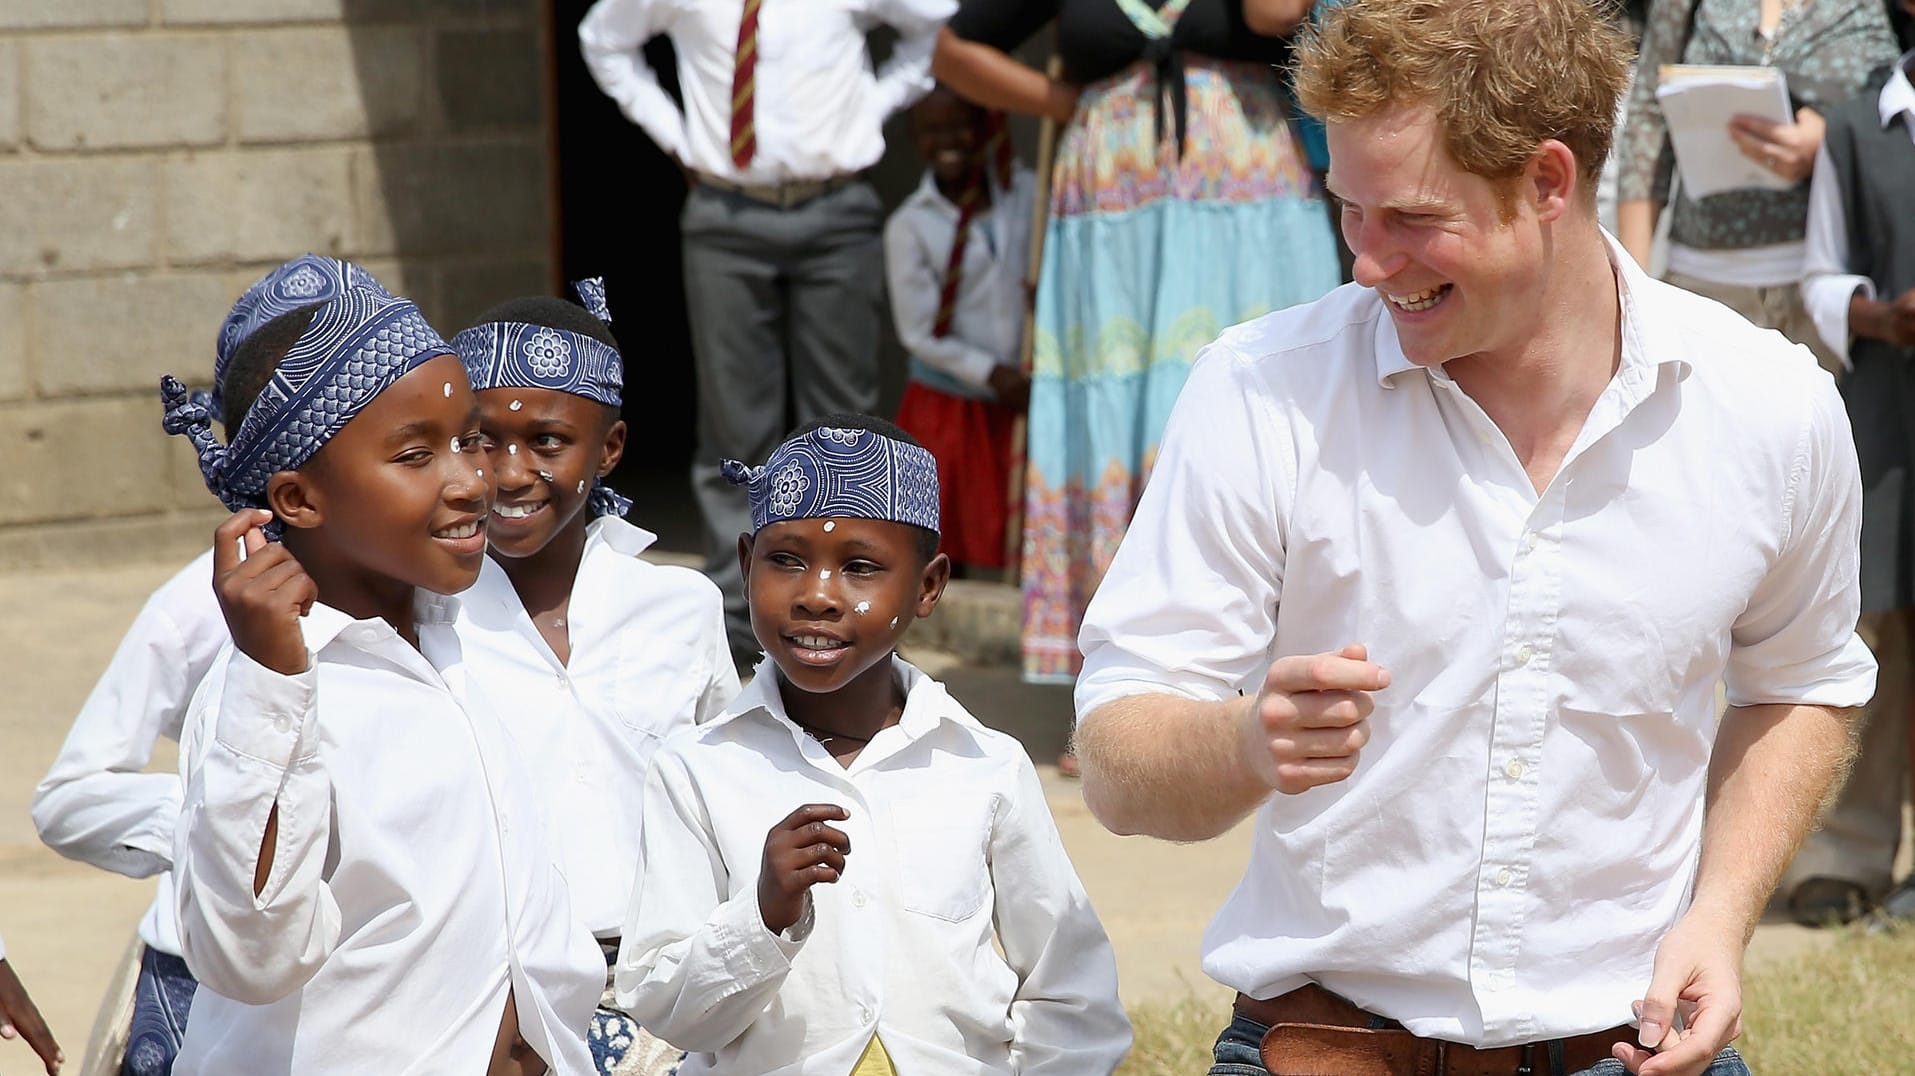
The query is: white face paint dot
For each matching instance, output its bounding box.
[443,382,453,397]
[823,520,836,532]
[890,617,899,628]
[577,480,586,494]
[820,569,832,580]
[475,469,483,477]
[537,471,554,483]
[509,399,523,411]
[854,600,870,615]
[507,443,518,455]
[450,438,461,453]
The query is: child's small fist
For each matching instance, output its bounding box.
[212,509,318,677]
[758,804,852,935]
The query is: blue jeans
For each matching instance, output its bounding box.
[1209,1013,1753,1076]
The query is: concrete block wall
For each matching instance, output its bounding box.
[0,0,554,568]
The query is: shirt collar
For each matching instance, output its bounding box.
[908,169,961,214]
[298,589,462,652]
[586,514,658,558]
[1880,52,1915,129]
[1371,228,1691,389]
[717,654,973,742]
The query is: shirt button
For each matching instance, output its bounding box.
[1504,759,1525,780]
[860,1006,874,1024]
[556,674,570,689]
[1495,867,1514,887]
[1514,644,1534,666]
[853,890,868,909]
[273,715,292,734]
[1524,530,1539,551]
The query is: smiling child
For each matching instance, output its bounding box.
[450,281,737,1076]
[159,289,602,1074]
[612,414,1132,1076]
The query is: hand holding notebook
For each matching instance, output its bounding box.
[1654,64,1796,198]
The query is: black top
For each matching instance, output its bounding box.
[948,0,1291,88]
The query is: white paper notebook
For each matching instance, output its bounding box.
[1654,64,1794,199]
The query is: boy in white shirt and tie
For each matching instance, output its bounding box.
[614,414,1132,1076]
[578,0,954,671]
[159,288,603,1074]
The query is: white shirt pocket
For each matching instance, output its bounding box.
[889,794,991,922]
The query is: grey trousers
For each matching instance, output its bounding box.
[680,180,885,660]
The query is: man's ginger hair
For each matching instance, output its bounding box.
[1293,0,1633,193]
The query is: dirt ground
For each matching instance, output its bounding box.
[0,553,1902,1071]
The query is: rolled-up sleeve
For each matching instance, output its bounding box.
[1724,374,1877,709]
[1074,344,1294,721]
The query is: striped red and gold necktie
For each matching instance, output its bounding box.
[729,0,763,169]
[933,171,984,339]
[933,113,1011,339]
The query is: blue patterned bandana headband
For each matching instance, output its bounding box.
[721,427,941,534]
[212,255,392,415]
[161,288,451,535]
[449,277,631,518]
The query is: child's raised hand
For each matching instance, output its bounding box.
[0,959,63,1075]
[212,509,318,677]
[758,804,851,935]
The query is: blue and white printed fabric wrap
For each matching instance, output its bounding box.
[448,278,623,409]
[722,427,940,534]
[159,288,449,537]
[449,277,631,518]
[212,254,392,414]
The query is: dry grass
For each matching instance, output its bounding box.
[1117,928,1915,1075]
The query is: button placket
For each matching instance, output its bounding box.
[1474,496,1567,1035]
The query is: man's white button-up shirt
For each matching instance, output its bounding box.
[1077,237,1877,1047]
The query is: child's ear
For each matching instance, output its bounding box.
[914,552,952,619]
[598,418,627,478]
[736,532,756,586]
[266,470,323,531]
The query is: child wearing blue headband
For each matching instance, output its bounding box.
[159,290,602,1074]
[449,282,737,1076]
[613,414,1132,1076]
[33,254,388,1076]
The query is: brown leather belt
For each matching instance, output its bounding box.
[692,171,859,209]
[1236,986,1637,1076]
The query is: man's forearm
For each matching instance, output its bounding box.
[1076,694,1271,841]
[1690,703,1857,940]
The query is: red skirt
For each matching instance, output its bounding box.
[895,381,1018,569]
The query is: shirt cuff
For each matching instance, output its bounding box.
[711,888,803,984]
[1725,631,1880,711]
[213,651,320,770]
[947,349,1002,391]
[1074,671,1230,726]
[1802,273,1875,368]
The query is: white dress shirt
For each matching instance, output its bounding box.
[615,657,1132,1076]
[883,166,1036,393]
[172,596,603,1075]
[578,0,953,184]
[455,516,740,937]
[1076,234,1877,1047]
[32,549,222,958]
[1802,53,1915,366]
